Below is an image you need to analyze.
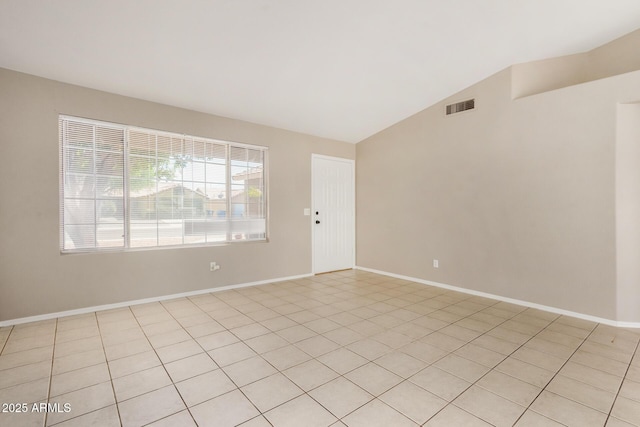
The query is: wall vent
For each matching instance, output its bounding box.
[446,98,475,115]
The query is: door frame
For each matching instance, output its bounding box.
[311,154,356,274]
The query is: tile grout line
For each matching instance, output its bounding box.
[0,325,14,355]
[603,337,640,426]
[127,303,201,427]
[403,305,563,425]
[285,281,527,424]
[94,310,124,427]
[510,321,600,426]
[43,318,58,427]
[5,271,636,427]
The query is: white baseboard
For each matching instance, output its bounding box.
[355,266,640,329]
[0,273,314,327]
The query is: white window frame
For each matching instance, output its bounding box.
[59,115,268,253]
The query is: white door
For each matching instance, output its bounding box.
[312,155,355,273]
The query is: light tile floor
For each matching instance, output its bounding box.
[1,270,639,426]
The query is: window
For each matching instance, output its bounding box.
[59,116,267,252]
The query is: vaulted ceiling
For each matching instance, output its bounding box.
[1,1,640,142]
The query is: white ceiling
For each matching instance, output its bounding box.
[1,1,640,143]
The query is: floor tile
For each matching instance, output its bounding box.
[347,339,392,360]
[605,416,637,427]
[409,365,471,401]
[495,357,554,388]
[454,385,526,427]
[51,405,120,427]
[525,338,574,360]
[175,369,236,406]
[375,351,427,378]
[264,394,338,427]
[546,374,616,413]
[309,376,373,418]
[3,334,54,354]
[53,348,106,375]
[455,343,506,368]
[260,315,298,331]
[471,334,521,355]
[398,341,447,364]
[231,323,271,340]
[156,339,203,364]
[53,336,102,358]
[241,372,303,412]
[101,327,146,347]
[317,347,368,375]
[619,379,640,403]
[195,331,239,351]
[0,409,46,427]
[107,350,161,379]
[434,354,490,383]
[580,341,634,364]
[512,346,567,372]
[117,385,185,427]
[147,329,191,348]
[145,410,198,426]
[530,391,607,427]
[238,415,273,427]
[0,360,51,389]
[295,335,340,357]
[0,377,49,405]
[514,410,565,426]
[371,330,412,348]
[379,381,447,424]
[345,362,403,396]
[113,365,173,402]
[222,356,277,387]
[627,365,640,382]
[610,396,640,426]
[245,332,289,353]
[50,362,110,397]
[304,318,341,334]
[570,350,629,377]
[262,345,312,371]
[420,332,467,351]
[424,403,492,426]
[55,325,99,344]
[323,327,364,346]
[2,271,638,427]
[104,338,152,361]
[184,320,225,338]
[342,398,417,427]
[476,370,541,407]
[559,361,623,394]
[47,381,115,425]
[208,341,257,367]
[277,325,317,343]
[283,359,339,391]
[0,346,54,371]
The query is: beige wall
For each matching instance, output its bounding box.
[589,28,640,81]
[512,28,640,99]
[511,53,589,99]
[616,103,640,322]
[357,65,640,321]
[0,68,354,321]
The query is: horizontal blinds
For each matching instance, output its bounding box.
[59,116,267,251]
[60,118,125,250]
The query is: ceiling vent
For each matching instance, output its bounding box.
[446,98,475,115]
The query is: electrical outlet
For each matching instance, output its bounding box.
[210,262,220,271]
[433,259,439,268]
